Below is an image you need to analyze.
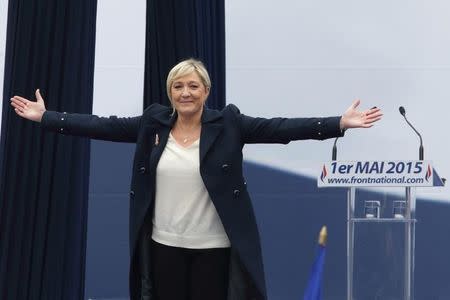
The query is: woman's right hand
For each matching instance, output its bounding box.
[10,89,47,122]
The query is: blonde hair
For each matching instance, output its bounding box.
[166,59,211,104]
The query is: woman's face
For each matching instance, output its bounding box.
[170,72,209,119]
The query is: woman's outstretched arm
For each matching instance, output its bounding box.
[229,99,382,144]
[10,89,141,143]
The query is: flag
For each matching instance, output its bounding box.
[303,226,327,300]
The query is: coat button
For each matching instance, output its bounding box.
[139,166,146,174]
[233,189,240,198]
[221,164,230,172]
[129,190,135,196]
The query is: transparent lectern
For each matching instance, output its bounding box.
[318,160,445,300]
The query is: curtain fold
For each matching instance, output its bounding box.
[144,0,226,110]
[0,0,97,299]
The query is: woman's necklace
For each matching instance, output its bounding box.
[173,122,201,144]
[179,133,199,144]
[180,131,200,143]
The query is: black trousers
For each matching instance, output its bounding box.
[150,239,230,300]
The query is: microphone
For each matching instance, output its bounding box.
[399,106,424,160]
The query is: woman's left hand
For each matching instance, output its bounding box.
[340,99,383,130]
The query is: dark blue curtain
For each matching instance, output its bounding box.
[144,0,226,110]
[0,0,97,299]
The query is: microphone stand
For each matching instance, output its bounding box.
[399,106,424,161]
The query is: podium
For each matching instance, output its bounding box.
[318,160,445,300]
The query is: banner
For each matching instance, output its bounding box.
[318,161,434,187]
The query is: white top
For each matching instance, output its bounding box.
[151,133,231,249]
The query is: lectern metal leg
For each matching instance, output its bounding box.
[404,187,416,300]
[347,187,356,300]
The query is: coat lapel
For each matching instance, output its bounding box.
[200,108,223,163]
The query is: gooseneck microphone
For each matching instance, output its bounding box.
[332,136,339,161]
[399,106,424,160]
[332,129,346,161]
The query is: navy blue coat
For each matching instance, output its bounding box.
[41,103,343,300]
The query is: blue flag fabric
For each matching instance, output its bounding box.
[303,245,326,300]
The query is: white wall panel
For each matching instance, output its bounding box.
[226,0,450,201]
[93,0,146,117]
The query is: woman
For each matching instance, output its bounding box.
[10,59,382,300]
